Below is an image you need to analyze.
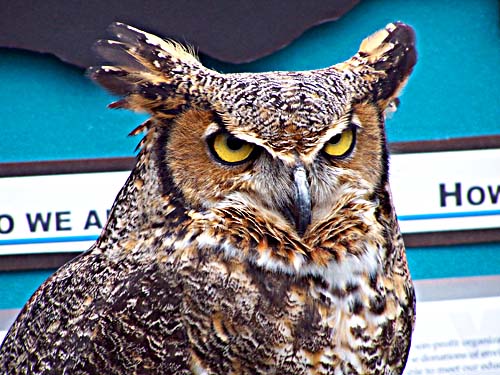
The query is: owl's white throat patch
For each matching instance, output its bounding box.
[301,245,381,290]
[190,187,383,285]
[192,220,381,293]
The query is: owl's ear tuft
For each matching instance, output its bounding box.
[341,22,417,108]
[87,23,211,117]
[105,22,200,66]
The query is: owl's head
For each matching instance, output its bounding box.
[89,22,415,271]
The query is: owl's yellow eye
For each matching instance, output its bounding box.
[210,132,256,164]
[323,127,356,158]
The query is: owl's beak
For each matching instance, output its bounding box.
[291,165,311,236]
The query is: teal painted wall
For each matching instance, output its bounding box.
[0,1,499,309]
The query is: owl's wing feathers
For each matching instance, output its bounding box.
[0,248,193,374]
[87,22,206,117]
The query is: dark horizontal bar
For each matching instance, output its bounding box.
[0,252,78,271]
[0,157,135,177]
[389,134,500,154]
[403,228,500,248]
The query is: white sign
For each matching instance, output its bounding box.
[390,149,500,234]
[0,148,499,255]
[0,171,129,255]
[405,296,500,375]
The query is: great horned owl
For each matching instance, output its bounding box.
[0,22,416,374]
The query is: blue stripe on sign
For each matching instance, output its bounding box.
[398,209,500,221]
[0,235,98,246]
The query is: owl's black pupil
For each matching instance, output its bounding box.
[226,135,245,150]
[329,134,342,145]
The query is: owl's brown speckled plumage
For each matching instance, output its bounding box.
[0,22,416,374]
